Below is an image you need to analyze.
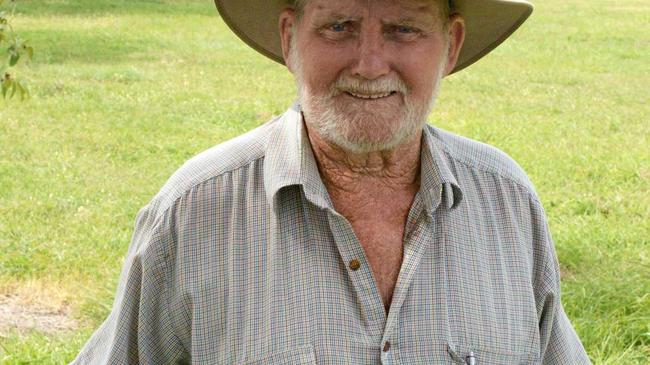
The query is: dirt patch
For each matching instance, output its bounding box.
[0,289,79,335]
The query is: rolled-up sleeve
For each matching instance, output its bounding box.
[71,204,188,364]
[531,197,591,364]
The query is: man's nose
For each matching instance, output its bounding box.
[350,29,391,80]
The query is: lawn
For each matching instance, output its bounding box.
[0,0,648,363]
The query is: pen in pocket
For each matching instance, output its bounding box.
[466,351,477,365]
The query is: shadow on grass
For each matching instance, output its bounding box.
[20,29,164,65]
[11,1,221,65]
[14,0,216,17]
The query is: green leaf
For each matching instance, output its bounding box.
[9,51,18,66]
[25,45,33,60]
[9,78,16,98]
[1,78,9,98]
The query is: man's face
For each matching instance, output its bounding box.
[284,0,459,153]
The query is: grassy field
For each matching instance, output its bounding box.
[0,0,648,363]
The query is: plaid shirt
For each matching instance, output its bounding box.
[72,104,590,364]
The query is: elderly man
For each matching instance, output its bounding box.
[73,0,590,364]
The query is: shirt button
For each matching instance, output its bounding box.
[349,259,361,271]
[383,341,391,352]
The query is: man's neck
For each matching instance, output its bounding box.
[305,125,422,196]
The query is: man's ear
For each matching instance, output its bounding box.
[279,8,297,72]
[443,14,466,76]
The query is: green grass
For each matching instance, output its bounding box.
[0,0,648,363]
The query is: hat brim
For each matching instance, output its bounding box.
[214,0,533,74]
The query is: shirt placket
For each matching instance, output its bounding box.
[381,196,435,364]
[326,211,387,340]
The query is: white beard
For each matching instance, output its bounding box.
[289,36,447,153]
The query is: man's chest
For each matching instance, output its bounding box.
[333,194,415,310]
[352,220,405,310]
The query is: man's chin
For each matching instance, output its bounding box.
[301,98,427,153]
[321,127,420,154]
[334,98,404,119]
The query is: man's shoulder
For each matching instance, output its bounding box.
[149,116,282,214]
[427,125,536,193]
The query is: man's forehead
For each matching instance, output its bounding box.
[305,0,439,20]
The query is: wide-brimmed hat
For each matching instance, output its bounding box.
[213,0,533,74]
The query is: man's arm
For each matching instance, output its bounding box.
[530,197,591,364]
[538,287,591,364]
[71,204,188,364]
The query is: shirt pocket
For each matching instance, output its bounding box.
[243,345,316,364]
[447,343,539,365]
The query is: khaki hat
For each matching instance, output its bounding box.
[213,0,533,74]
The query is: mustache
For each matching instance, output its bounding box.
[331,76,409,96]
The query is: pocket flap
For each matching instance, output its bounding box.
[244,345,316,364]
[447,343,539,365]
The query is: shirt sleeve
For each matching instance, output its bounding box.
[70,204,188,364]
[530,197,591,364]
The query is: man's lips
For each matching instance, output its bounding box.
[343,91,398,100]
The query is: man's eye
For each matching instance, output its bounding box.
[385,25,421,40]
[319,21,356,40]
[329,22,347,32]
[396,26,414,33]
